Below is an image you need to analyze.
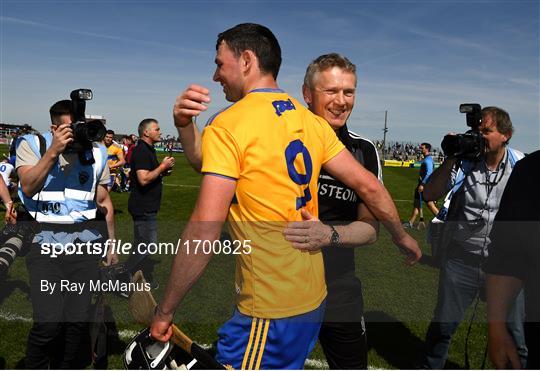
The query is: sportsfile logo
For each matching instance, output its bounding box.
[40,239,252,258]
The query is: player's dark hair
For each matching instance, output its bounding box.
[106,129,115,136]
[138,118,157,137]
[49,100,72,125]
[217,23,282,79]
[421,142,432,151]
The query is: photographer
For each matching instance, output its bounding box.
[16,99,116,368]
[421,106,527,368]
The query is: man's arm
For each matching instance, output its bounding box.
[487,274,523,369]
[323,149,421,264]
[284,203,378,250]
[96,183,118,265]
[136,157,175,186]
[173,85,211,172]
[178,123,203,172]
[0,178,16,224]
[421,157,435,184]
[150,174,236,342]
[422,157,457,201]
[17,123,73,197]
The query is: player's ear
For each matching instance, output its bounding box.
[302,84,312,107]
[240,50,254,73]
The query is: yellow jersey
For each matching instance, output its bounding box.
[106,143,123,173]
[201,89,345,318]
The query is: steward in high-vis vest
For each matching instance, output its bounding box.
[16,99,117,369]
[18,131,108,224]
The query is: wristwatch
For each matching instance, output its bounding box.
[329,225,341,248]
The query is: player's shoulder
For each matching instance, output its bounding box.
[207,90,310,128]
[347,130,377,152]
[205,104,236,127]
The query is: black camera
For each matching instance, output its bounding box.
[0,222,36,279]
[68,89,107,154]
[441,103,486,161]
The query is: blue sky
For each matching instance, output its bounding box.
[1,0,538,152]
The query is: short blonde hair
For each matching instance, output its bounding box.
[304,53,356,90]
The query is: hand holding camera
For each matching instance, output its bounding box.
[50,122,74,157]
[441,103,485,161]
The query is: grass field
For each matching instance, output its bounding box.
[0,149,492,369]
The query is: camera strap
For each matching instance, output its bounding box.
[33,134,48,222]
[36,133,47,158]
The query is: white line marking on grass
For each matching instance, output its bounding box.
[163,184,411,205]
[163,183,200,188]
[305,358,329,369]
[163,182,412,204]
[0,310,31,322]
[118,329,139,339]
[0,311,337,369]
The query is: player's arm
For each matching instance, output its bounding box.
[109,148,126,170]
[425,157,434,180]
[284,200,378,250]
[136,157,175,186]
[486,274,523,369]
[173,85,211,173]
[151,174,235,342]
[323,149,421,264]
[178,122,203,173]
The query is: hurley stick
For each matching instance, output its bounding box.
[129,270,225,369]
[418,193,426,230]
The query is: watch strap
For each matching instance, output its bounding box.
[329,225,341,247]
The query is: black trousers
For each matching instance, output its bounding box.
[25,244,100,369]
[125,212,157,281]
[319,319,368,369]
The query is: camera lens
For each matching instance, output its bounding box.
[85,120,107,142]
[441,134,460,157]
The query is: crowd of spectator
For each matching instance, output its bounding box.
[374,140,445,162]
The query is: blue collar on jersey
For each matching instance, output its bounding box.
[249,88,284,93]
